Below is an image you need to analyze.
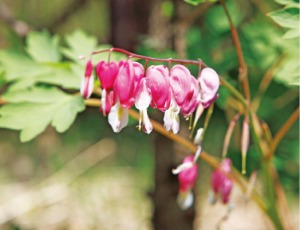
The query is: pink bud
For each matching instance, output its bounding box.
[146,65,171,111]
[211,158,233,204]
[100,89,115,116]
[80,59,94,99]
[96,61,119,90]
[176,155,198,210]
[198,68,219,108]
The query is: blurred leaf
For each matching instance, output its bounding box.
[273,0,299,5]
[282,28,299,39]
[0,51,50,81]
[268,5,300,29]
[274,53,299,86]
[205,1,243,34]
[161,1,174,18]
[26,31,61,62]
[0,86,85,142]
[0,50,80,89]
[61,30,98,62]
[184,0,217,6]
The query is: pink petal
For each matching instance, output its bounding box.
[96,61,119,90]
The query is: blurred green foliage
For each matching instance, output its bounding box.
[0,0,298,228]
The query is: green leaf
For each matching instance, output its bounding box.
[61,30,98,62]
[0,51,50,81]
[268,5,300,29]
[0,87,85,142]
[274,54,300,86]
[273,0,299,5]
[26,31,61,62]
[282,28,300,39]
[184,0,217,6]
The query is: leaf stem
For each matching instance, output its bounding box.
[220,0,250,102]
[220,77,247,108]
[266,107,299,161]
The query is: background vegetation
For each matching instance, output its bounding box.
[0,0,298,229]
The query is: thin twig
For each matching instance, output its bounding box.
[266,107,299,160]
[220,0,250,102]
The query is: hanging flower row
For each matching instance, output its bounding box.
[80,52,220,134]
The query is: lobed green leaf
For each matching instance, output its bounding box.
[26,31,61,62]
[0,87,85,142]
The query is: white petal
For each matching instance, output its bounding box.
[108,102,128,133]
[193,128,204,145]
[172,114,180,134]
[172,161,194,174]
[142,109,153,134]
[163,108,172,131]
[101,89,107,116]
[135,79,152,110]
[177,191,194,210]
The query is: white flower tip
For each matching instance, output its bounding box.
[78,55,86,60]
[177,191,194,210]
[193,128,204,145]
[172,162,194,175]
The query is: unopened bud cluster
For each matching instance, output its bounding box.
[81,57,220,134]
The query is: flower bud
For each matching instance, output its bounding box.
[198,68,219,108]
[80,59,94,99]
[211,158,233,204]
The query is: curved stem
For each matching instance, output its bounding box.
[266,107,299,161]
[220,0,250,102]
[90,47,207,67]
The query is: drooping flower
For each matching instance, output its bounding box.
[211,158,233,204]
[96,60,119,90]
[113,60,144,108]
[181,77,201,117]
[174,155,198,210]
[145,65,171,112]
[96,61,119,115]
[198,67,220,108]
[108,60,144,132]
[169,65,192,107]
[80,59,94,99]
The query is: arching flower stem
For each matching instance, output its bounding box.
[90,48,206,67]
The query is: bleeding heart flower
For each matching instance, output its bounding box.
[170,65,192,107]
[181,77,201,117]
[113,60,144,108]
[80,59,94,99]
[145,65,171,112]
[96,61,119,90]
[198,68,219,108]
[211,158,233,204]
[173,155,198,210]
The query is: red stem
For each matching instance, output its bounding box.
[90,47,207,67]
